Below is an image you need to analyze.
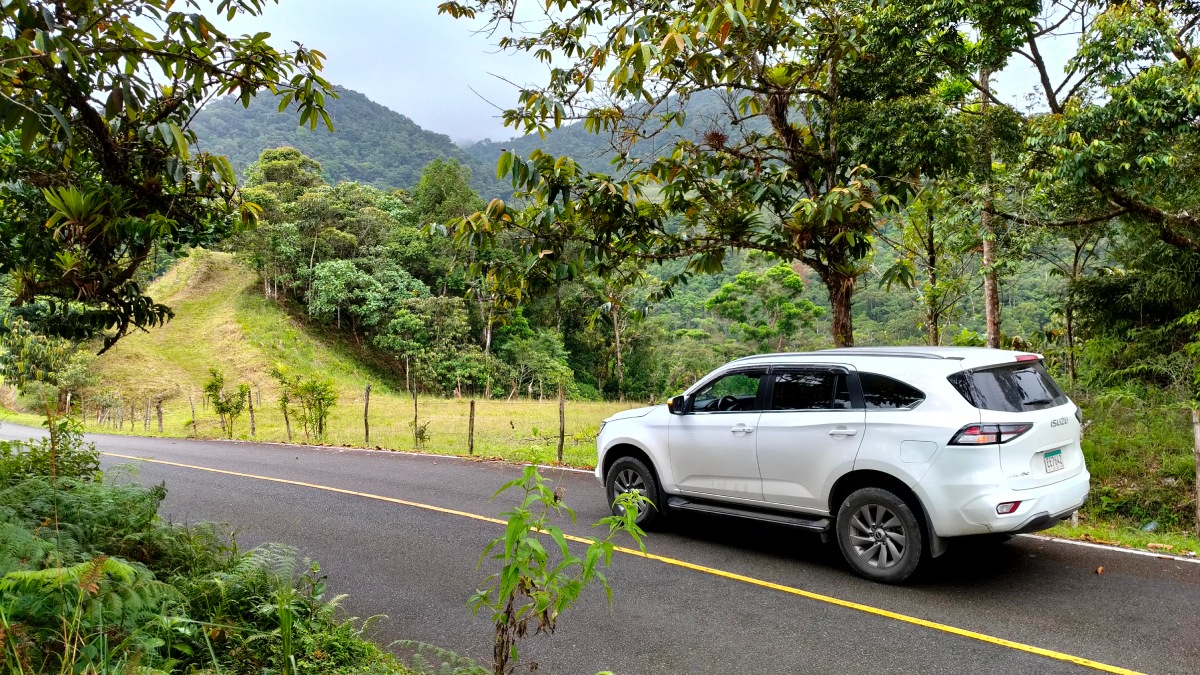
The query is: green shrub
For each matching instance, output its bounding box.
[1078,392,1196,528]
[0,417,99,483]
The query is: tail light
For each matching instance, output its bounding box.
[996,501,1022,514]
[949,423,1033,445]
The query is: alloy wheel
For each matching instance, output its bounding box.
[612,468,648,515]
[848,504,908,569]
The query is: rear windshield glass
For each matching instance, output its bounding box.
[947,361,1069,412]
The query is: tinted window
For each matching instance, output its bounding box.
[770,370,852,410]
[693,370,765,412]
[861,373,925,410]
[948,361,1069,412]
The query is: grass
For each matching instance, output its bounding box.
[1045,519,1199,557]
[5,250,638,468]
[1074,389,1197,533]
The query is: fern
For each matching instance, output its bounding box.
[393,640,487,675]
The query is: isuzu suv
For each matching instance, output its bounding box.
[595,347,1089,583]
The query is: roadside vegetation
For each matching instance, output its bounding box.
[0,417,422,674]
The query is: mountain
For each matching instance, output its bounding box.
[465,89,770,172]
[191,88,503,195]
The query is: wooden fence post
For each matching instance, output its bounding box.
[189,392,197,438]
[557,385,565,464]
[156,397,163,433]
[363,384,371,446]
[412,381,419,450]
[248,390,256,437]
[283,401,293,442]
[468,399,475,456]
[1193,408,1199,539]
[144,399,150,431]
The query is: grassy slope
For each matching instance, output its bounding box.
[29,250,634,467]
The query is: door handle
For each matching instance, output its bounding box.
[731,424,755,434]
[829,428,859,436]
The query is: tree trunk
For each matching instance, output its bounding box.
[825,271,856,348]
[1065,303,1077,383]
[613,305,625,402]
[926,204,940,346]
[979,68,1001,349]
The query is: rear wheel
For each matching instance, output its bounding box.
[605,456,664,529]
[835,487,925,583]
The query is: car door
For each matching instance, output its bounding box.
[756,366,866,512]
[668,367,767,502]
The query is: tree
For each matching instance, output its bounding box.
[0,0,334,351]
[877,183,975,346]
[441,0,971,346]
[203,368,248,439]
[705,263,822,352]
[0,316,93,411]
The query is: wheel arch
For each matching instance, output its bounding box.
[830,470,926,524]
[601,443,661,486]
[829,469,946,558]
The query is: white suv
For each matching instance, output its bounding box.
[595,347,1089,583]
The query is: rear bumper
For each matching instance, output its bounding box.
[922,468,1090,537]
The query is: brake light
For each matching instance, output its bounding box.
[948,423,1034,445]
[1015,354,1041,362]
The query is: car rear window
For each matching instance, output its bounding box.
[947,361,1069,412]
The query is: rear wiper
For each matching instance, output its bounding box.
[1023,398,1054,406]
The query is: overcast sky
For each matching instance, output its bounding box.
[224,1,1068,144]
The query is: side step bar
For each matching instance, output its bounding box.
[666,496,832,532]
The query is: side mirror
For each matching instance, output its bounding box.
[667,395,689,415]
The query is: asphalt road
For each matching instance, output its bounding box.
[5,424,1198,674]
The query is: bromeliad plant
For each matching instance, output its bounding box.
[472,465,648,675]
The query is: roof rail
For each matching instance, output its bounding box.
[730,349,955,363]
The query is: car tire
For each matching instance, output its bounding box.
[835,487,925,584]
[605,456,664,529]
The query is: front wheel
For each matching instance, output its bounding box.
[835,487,925,583]
[605,456,664,529]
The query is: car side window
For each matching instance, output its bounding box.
[770,369,852,410]
[692,370,765,412]
[860,373,925,410]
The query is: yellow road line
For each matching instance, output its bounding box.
[104,452,1143,675]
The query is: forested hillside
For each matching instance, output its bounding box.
[464,89,768,172]
[191,87,503,195]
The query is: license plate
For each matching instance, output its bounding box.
[1044,449,1064,473]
